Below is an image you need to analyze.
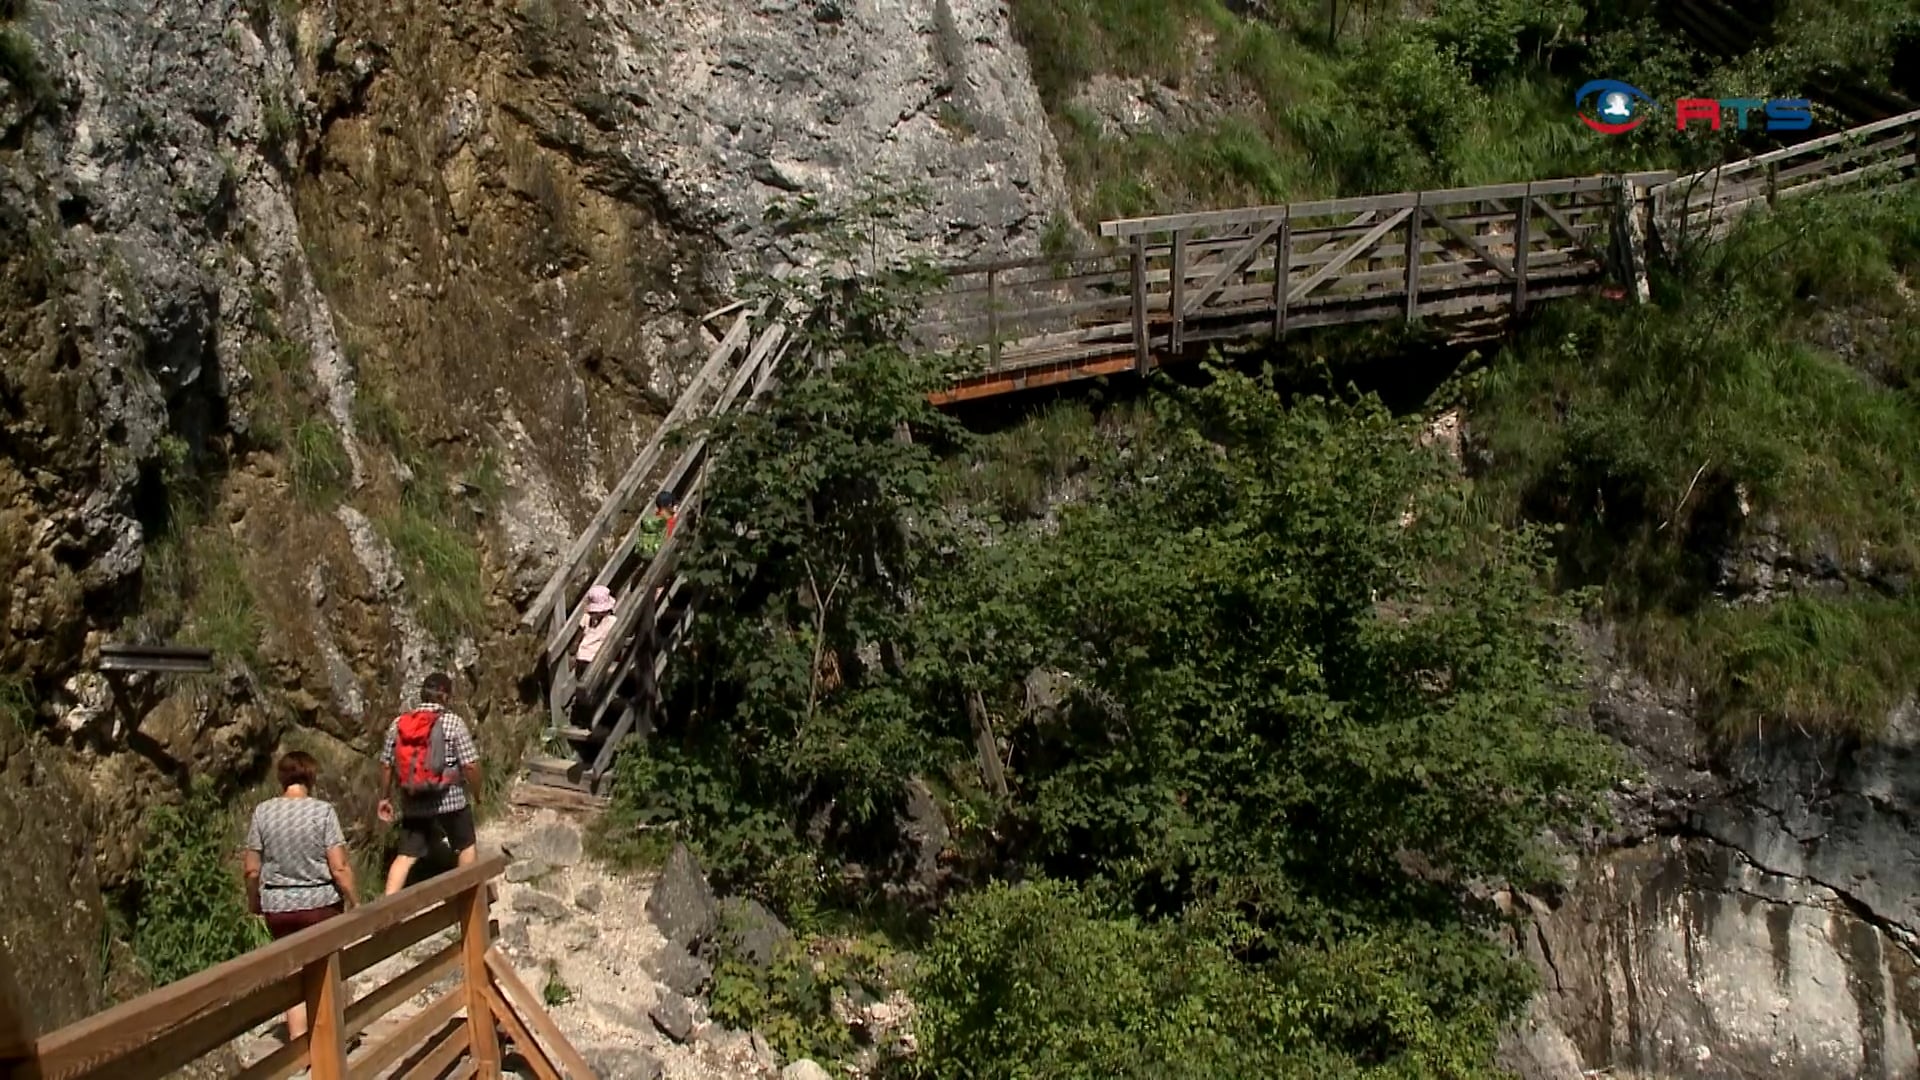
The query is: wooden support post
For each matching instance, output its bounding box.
[1766,161,1778,208]
[1273,217,1290,341]
[985,267,1001,369]
[1169,231,1187,357]
[302,954,350,1080]
[1131,235,1149,375]
[462,885,503,1079]
[1403,194,1422,322]
[1513,186,1532,315]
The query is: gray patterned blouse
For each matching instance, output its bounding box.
[244,796,346,913]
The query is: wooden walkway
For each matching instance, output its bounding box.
[513,108,1920,810]
[1,857,593,1080]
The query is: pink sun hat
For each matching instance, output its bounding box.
[585,585,616,614]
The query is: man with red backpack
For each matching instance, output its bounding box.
[376,672,483,895]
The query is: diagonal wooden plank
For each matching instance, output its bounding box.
[1183,220,1281,316]
[1425,207,1515,280]
[1286,208,1411,304]
[1530,195,1605,262]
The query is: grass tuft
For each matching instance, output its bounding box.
[290,418,350,505]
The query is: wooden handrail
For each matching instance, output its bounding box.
[14,853,591,1080]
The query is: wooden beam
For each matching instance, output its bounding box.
[484,951,598,1080]
[1169,231,1186,356]
[300,955,348,1080]
[1513,185,1532,315]
[1273,217,1290,341]
[462,887,503,1080]
[1130,236,1149,376]
[1425,207,1516,279]
[1286,208,1412,304]
[1404,194,1422,322]
[1182,219,1280,316]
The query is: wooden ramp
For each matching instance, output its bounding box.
[0,857,595,1080]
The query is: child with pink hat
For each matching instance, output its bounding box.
[575,585,617,676]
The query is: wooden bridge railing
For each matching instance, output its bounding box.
[1650,107,1920,245]
[914,171,1675,404]
[4,856,593,1080]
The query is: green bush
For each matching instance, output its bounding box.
[132,783,268,985]
[909,878,1524,1079]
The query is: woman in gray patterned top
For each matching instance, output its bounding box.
[243,750,358,1040]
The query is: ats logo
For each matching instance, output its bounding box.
[1575,80,1812,134]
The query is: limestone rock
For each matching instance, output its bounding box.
[517,821,584,867]
[718,896,793,973]
[648,990,696,1043]
[505,859,550,884]
[511,890,572,922]
[782,1060,833,1080]
[646,843,718,949]
[643,945,713,998]
[585,1046,665,1080]
[574,882,604,912]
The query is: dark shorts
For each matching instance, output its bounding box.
[264,902,344,940]
[397,806,478,859]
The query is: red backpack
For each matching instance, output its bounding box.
[393,708,452,798]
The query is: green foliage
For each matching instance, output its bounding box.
[176,532,264,665]
[1467,187,1920,734]
[631,191,1622,1079]
[0,24,54,112]
[132,783,267,986]
[290,418,350,505]
[541,966,574,1008]
[0,673,32,732]
[379,485,486,642]
[260,91,297,166]
[710,934,900,1066]
[908,878,1525,1079]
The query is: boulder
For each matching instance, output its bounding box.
[585,1046,665,1080]
[574,883,604,913]
[648,991,697,1043]
[646,844,718,948]
[505,859,550,884]
[643,945,713,997]
[518,821,584,867]
[511,890,572,921]
[718,896,794,973]
[783,1061,833,1080]
[892,777,950,900]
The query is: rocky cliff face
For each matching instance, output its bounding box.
[1501,623,1920,1080]
[0,0,1066,1031]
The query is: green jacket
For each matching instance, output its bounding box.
[634,512,671,560]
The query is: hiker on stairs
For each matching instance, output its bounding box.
[377,672,483,895]
[575,585,617,679]
[634,489,679,561]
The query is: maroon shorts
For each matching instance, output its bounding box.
[263,902,344,940]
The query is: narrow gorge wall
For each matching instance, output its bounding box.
[0,0,1067,1030]
[1503,627,1920,1080]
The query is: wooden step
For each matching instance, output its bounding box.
[555,726,603,743]
[508,782,609,813]
[522,755,590,791]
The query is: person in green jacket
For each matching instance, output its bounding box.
[635,489,679,561]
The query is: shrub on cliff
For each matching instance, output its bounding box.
[130,782,265,986]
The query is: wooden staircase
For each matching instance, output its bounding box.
[515,288,800,806]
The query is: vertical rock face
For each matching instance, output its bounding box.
[1507,635,1920,1079]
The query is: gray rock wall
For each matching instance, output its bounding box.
[1504,628,1920,1079]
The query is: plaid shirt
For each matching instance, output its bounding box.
[380,704,480,817]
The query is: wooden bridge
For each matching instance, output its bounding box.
[1,857,594,1079]
[515,108,1918,806]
